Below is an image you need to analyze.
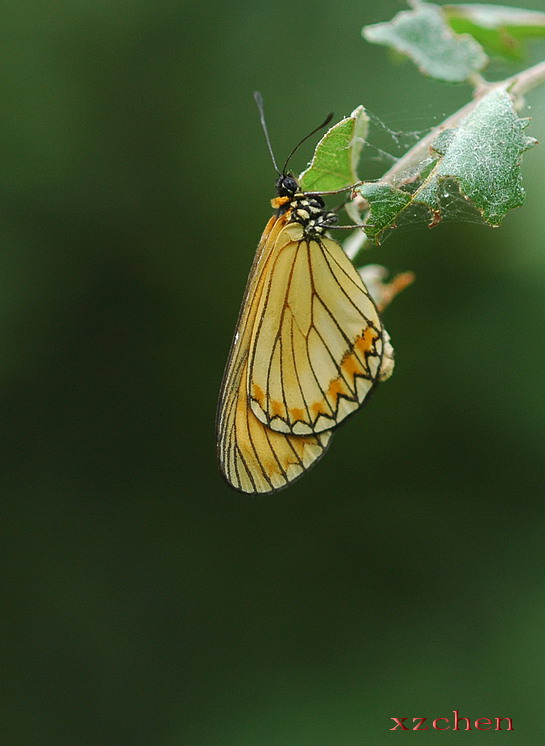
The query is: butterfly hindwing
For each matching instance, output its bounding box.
[247,222,387,435]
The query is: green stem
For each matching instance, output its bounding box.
[345,58,545,262]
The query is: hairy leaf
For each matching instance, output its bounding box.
[415,88,537,226]
[356,182,412,241]
[363,2,488,83]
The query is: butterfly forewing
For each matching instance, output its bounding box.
[216,214,333,494]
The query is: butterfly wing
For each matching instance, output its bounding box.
[247,223,393,435]
[216,215,333,494]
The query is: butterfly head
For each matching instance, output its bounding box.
[270,173,300,214]
[275,173,299,198]
[271,175,335,235]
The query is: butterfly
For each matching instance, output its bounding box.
[216,95,395,494]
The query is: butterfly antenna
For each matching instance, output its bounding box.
[254,91,280,174]
[282,111,334,175]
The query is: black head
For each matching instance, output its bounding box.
[275,174,299,198]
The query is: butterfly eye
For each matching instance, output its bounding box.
[277,175,298,195]
[285,176,297,190]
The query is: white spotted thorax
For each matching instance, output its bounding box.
[288,192,338,237]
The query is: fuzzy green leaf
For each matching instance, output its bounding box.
[445,4,545,61]
[363,2,488,83]
[415,88,537,226]
[299,106,369,192]
[356,182,412,240]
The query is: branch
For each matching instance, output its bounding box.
[345,58,545,262]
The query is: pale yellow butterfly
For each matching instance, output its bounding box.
[216,97,394,494]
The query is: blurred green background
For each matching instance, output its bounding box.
[2,1,545,743]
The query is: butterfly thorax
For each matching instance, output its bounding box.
[288,193,337,237]
[271,175,337,238]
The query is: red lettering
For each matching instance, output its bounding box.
[495,717,514,731]
[388,712,513,732]
[412,717,428,731]
[390,717,408,731]
[453,710,472,731]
